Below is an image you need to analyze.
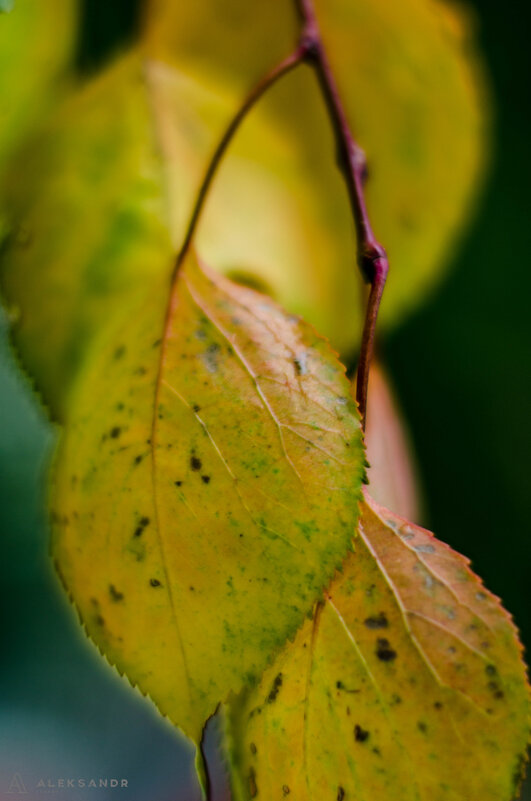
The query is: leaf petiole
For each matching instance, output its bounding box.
[176,45,307,274]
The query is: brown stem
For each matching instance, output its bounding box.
[296,0,389,427]
[176,46,307,277]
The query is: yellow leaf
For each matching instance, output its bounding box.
[225,491,530,801]
[52,250,365,744]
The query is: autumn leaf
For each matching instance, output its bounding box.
[225,491,530,801]
[51,249,365,744]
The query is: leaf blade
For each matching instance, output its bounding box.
[52,250,365,742]
[225,491,530,800]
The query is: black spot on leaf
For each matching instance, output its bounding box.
[364,612,389,629]
[109,584,124,602]
[376,638,397,661]
[354,724,369,742]
[133,517,150,538]
[190,456,202,471]
[267,673,283,703]
[336,680,360,694]
[201,475,211,484]
[150,578,162,588]
[487,680,504,699]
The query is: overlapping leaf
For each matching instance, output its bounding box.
[225,491,529,800]
[0,54,173,415]
[52,250,365,743]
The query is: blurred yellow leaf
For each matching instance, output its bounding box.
[52,250,365,743]
[226,491,529,801]
[311,0,488,327]
[0,0,77,180]
[0,54,173,415]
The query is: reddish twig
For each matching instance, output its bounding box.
[296,0,389,426]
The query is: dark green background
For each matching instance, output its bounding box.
[1,0,529,798]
